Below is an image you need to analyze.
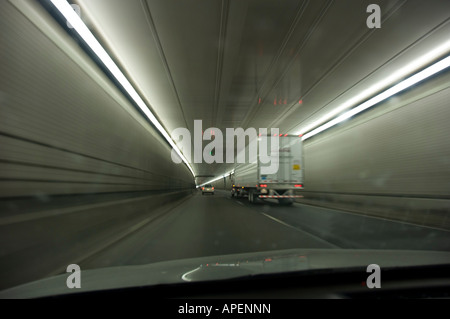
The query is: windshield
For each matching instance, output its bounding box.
[1,0,449,298]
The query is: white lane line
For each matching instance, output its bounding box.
[46,215,157,277]
[261,213,340,248]
[42,195,193,277]
[261,213,296,229]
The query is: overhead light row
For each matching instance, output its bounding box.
[49,0,450,184]
[197,170,234,188]
[301,54,450,140]
[47,0,195,177]
[298,40,450,140]
[201,50,450,185]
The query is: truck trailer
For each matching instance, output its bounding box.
[231,135,304,205]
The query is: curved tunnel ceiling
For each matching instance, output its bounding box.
[74,0,450,185]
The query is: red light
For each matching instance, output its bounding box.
[295,184,303,188]
[212,187,214,190]
[258,98,262,104]
[299,100,303,104]
[284,134,288,137]
[274,134,277,137]
[202,187,204,190]
[265,258,272,262]
[299,134,303,137]
[279,134,282,137]
[260,184,267,188]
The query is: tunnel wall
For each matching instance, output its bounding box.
[0,0,195,198]
[212,68,450,229]
[214,68,450,200]
[298,68,450,227]
[303,70,450,197]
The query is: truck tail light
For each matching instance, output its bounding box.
[260,184,267,188]
[294,184,303,188]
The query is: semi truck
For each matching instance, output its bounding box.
[230,134,304,205]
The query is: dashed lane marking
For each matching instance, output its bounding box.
[261,213,340,248]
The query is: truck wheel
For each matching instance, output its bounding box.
[248,191,255,203]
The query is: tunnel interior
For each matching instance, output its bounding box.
[0,0,449,296]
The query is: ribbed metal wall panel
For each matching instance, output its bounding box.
[0,1,194,198]
[304,70,450,197]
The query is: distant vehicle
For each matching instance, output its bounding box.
[231,135,304,205]
[202,184,215,195]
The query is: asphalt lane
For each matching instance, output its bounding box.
[81,190,336,269]
[235,192,450,251]
[81,190,450,270]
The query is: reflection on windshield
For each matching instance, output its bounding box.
[0,0,449,296]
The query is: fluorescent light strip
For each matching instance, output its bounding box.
[198,170,234,188]
[49,0,195,177]
[302,55,450,140]
[297,40,450,137]
[200,54,450,184]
